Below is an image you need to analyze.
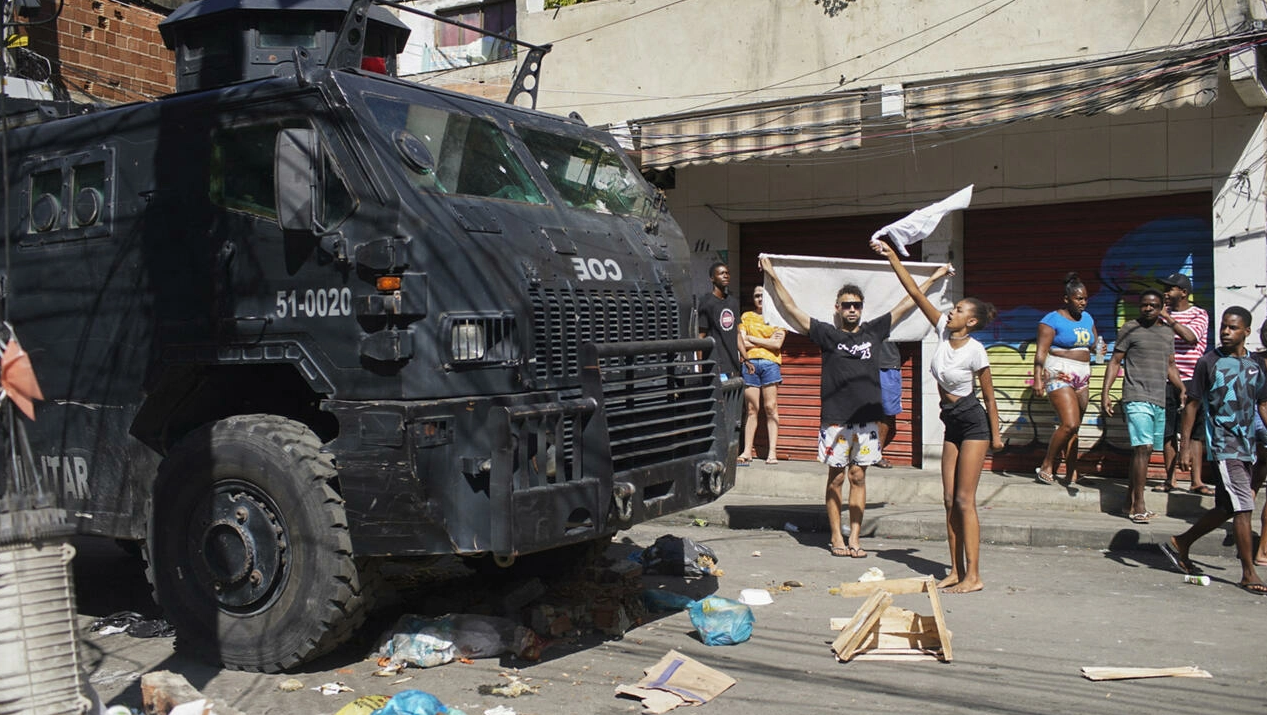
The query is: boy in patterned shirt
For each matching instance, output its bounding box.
[1160,307,1267,593]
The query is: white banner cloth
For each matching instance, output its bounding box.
[870,185,973,256]
[760,253,952,342]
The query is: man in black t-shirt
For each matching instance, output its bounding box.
[759,255,945,559]
[698,261,741,381]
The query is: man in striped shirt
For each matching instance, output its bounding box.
[1156,273,1212,495]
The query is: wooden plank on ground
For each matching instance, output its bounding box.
[836,576,932,598]
[925,578,952,662]
[1080,666,1212,681]
[831,589,892,662]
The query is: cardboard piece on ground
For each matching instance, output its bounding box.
[831,575,951,663]
[1080,666,1212,681]
[615,685,690,714]
[616,649,736,713]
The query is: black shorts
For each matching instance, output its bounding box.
[1164,380,1205,442]
[940,394,991,444]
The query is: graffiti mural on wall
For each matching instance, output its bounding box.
[974,216,1213,472]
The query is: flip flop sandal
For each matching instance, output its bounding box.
[1152,484,1176,493]
[846,545,868,558]
[1241,582,1267,595]
[830,545,850,557]
[1159,539,1202,575]
[1190,485,1216,496]
[1129,511,1157,524]
[1034,468,1056,485]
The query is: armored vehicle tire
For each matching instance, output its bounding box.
[145,414,373,672]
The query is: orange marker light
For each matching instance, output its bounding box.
[376,276,402,292]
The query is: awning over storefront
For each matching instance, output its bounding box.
[904,52,1222,128]
[632,44,1229,169]
[635,93,863,169]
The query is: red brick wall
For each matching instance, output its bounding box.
[27,0,174,104]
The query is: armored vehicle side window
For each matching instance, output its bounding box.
[519,128,655,218]
[29,169,61,233]
[258,18,319,48]
[71,162,106,228]
[24,151,114,242]
[363,95,545,205]
[211,119,306,218]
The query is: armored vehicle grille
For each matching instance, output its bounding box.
[529,285,680,383]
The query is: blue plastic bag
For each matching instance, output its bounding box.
[686,596,753,645]
[370,690,466,715]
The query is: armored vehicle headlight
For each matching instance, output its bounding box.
[451,323,486,361]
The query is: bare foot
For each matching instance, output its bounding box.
[942,578,984,594]
[935,574,961,589]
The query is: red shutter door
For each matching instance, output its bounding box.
[963,192,1213,477]
[739,213,921,465]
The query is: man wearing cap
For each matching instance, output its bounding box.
[1155,273,1212,495]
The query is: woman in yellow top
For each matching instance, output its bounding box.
[739,286,786,464]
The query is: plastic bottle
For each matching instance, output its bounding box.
[1094,336,1106,364]
[1182,574,1210,586]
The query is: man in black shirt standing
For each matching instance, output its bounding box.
[759,255,948,558]
[698,261,742,381]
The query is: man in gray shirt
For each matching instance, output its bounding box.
[1100,289,1184,523]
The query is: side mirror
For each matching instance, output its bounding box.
[275,127,318,231]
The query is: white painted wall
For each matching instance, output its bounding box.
[521,0,1250,126]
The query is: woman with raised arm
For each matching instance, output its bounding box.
[874,239,1001,593]
[1033,273,1102,486]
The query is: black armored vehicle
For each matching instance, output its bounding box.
[1,0,740,671]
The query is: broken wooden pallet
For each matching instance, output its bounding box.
[830,575,951,663]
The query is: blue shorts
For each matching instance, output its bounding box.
[880,368,902,416]
[742,358,782,387]
[1124,401,1165,450]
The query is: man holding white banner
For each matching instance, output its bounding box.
[759,254,952,559]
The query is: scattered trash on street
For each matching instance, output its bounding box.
[738,588,773,606]
[276,678,304,692]
[376,614,541,669]
[89,611,176,638]
[368,689,467,714]
[333,695,390,715]
[640,535,722,577]
[857,567,885,582]
[615,650,735,713]
[783,522,799,533]
[313,682,354,696]
[1080,666,1211,681]
[1181,574,1211,586]
[477,673,539,698]
[687,596,754,645]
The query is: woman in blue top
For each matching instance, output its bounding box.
[1033,273,1103,486]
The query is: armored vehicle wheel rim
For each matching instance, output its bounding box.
[191,483,286,610]
[145,414,376,672]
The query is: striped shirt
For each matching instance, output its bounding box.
[1170,305,1208,380]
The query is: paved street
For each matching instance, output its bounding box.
[78,518,1265,715]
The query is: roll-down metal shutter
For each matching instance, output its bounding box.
[963,192,1213,478]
